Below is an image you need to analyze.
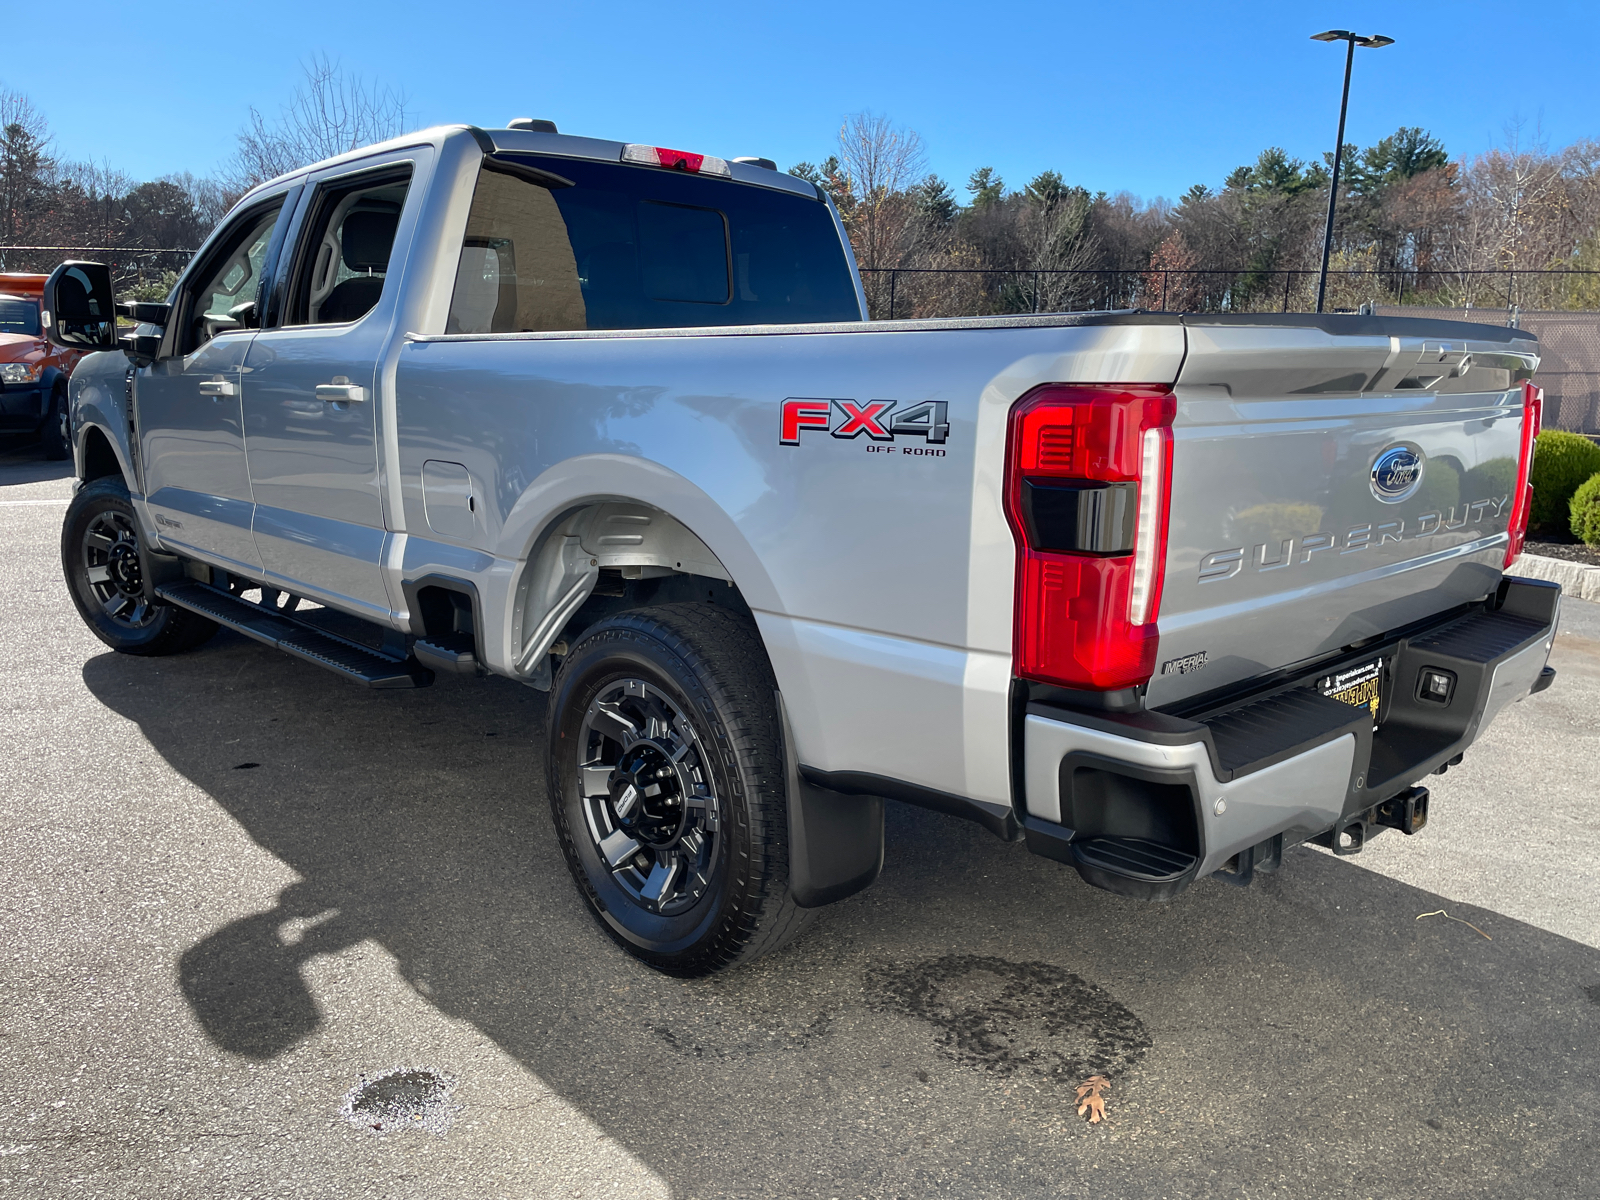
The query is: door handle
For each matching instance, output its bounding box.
[197,378,237,398]
[315,378,366,403]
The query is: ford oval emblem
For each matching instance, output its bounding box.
[1371,445,1425,503]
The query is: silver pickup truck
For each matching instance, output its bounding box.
[43,121,1560,976]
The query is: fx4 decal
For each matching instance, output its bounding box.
[779,398,950,446]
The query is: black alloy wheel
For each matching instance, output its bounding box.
[61,477,218,655]
[547,603,812,976]
[577,677,720,916]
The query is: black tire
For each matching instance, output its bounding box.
[41,386,70,461]
[547,603,813,976]
[61,476,219,656]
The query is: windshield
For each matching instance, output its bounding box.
[0,295,41,337]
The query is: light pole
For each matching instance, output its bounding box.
[1311,29,1393,313]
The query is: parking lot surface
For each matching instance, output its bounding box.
[3,438,1598,1199]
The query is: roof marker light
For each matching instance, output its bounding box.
[620,144,732,178]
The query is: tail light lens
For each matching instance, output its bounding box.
[1004,384,1176,691]
[1504,380,1542,568]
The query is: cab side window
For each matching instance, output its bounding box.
[181,201,283,354]
[287,168,413,326]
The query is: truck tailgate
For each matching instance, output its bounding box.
[1149,319,1539,708]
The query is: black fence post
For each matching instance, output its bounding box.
[888,270,896,321]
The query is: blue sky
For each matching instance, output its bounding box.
[8,0,1598,203]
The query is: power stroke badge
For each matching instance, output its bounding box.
[779,398,950,452]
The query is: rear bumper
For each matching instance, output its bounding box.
[1020,576,1561,900]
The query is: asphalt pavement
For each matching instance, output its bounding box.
[2,434,1597,1199]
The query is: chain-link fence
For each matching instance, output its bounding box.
[861,268,1600,435]
[858,267,1600,321]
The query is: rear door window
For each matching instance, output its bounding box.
[447,155,859,334]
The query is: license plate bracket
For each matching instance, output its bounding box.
[1317,657,1384,720]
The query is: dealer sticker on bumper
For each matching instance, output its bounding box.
[1318,658,1383,718]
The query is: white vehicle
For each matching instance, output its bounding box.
[45,121,1559,975]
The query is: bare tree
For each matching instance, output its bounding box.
[232,55,410,189]
[832,112,926,316]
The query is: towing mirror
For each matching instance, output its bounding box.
[40,261,118,352]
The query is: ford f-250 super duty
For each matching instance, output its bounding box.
[42,120,1560,976]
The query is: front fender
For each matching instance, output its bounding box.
[69,350,137,488]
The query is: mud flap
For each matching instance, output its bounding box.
[778,692,884,909]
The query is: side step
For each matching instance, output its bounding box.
[156,582,433,689]
[1069,836,1199,903]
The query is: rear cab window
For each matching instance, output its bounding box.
[447,155,859,334]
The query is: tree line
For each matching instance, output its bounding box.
[7,68,1600,314]
[795,114,1600,316]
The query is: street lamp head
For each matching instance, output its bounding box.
[1311,29,1395,48]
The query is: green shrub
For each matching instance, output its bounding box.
[1571,472,1600,545]
[1529,430,1600,531]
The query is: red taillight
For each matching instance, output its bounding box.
[1004,384,1176,691]
[620,144,732,177]
[1504,380,1543,568]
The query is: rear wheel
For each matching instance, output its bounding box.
[61,477,218,655]
[41,386,69,461]
[547,603,812,976]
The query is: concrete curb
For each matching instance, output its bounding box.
[1512,552,1600,602]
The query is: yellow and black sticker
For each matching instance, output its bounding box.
[1318,658,1383,719]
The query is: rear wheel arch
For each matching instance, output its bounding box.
[507,494,769,688]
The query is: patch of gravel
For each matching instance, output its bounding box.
[1525,540,1600,567]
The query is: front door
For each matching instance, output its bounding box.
[139,197,289,571]
[241,161,416,621]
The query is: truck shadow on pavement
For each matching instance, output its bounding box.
[82,634,1600,1198]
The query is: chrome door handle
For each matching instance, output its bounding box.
[315,379,366,403]
[197,378,237,398]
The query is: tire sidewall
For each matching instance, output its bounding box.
[548,621,754,968]
[42,386,70,461]
[61,478,182,652]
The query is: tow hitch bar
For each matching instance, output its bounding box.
[1374,785,1430,836]
[1321,784,1430,856]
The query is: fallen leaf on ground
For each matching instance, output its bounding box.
[1416,909,1492,940]
[1075,1074,1111,1123]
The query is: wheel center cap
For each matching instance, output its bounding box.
[611,744,687,850]
[108,541,143,596]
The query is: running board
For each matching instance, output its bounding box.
[155,582,434,689]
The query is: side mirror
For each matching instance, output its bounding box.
[41,261,118,352]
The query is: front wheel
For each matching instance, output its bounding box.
[547,603,812,976]
[61,476,219,656]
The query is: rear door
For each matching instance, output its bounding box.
[139,194,292,571]
[241,153,421,621]
[1148,319,1539,708]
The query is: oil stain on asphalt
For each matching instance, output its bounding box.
[864,955,1150,1085]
